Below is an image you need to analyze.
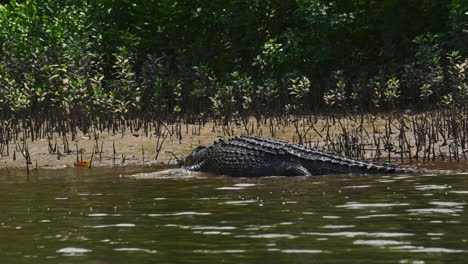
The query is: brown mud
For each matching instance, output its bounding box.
[1,115,467,177]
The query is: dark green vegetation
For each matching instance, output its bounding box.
[0,1,466,163]
[1,0,466,119]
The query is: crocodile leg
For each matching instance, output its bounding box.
[186,160,208,171]
[281,162,312,176]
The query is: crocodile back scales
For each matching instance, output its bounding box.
[185,135,414,176]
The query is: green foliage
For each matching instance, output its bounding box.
[0,0,466,127]
[286,76,311,113]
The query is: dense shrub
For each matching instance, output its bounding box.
[0,0,466,129]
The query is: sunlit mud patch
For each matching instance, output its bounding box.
[128,168,210,179]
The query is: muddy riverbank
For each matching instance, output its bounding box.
[1,115,467,176]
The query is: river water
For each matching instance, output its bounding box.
[1,167,467,263]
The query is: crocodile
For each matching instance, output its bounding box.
[184,135,416,177]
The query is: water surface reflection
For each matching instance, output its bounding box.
[1,169,467,263]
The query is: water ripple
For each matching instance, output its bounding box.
[322,216,342,219]
[355,214,398,219]
[393,176,413,180]
[246,234,297,239]
[223,200,257,205]
[450,190,468,194]
[353,239,410,246]
[429,201,465,207]
[377,179,396,183]
[427,232,444,236]
[192,226,236,230]
[217,183,256,190]
[194,231,232,235]
[216,187,245,190]
[194,249,246,254]
[88,213,114,217]
[147,212,211,216]
[90,223,135,228]
[281,249,326,253]
[233,183,256,187]
[406,208,462,214]
[321,225,355,229]
[114,248,157,253]
[343,185,371,189]
[414,184,451,190]
[56,247,92,255]
[337,202,409,209]
[392,245,467,253]
[303,232,413,238]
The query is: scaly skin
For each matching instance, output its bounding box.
[184,135,416,177]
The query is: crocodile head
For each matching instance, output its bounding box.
[184,146,207,166]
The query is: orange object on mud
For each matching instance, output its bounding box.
[74,161,90,167]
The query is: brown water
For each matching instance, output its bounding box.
[1,167,467,264]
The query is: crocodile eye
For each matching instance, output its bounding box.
[195,146,207,152]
